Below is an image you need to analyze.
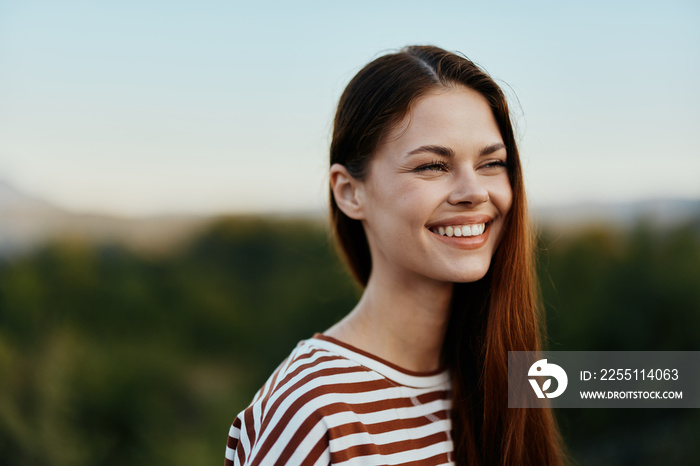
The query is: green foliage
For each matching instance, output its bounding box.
[536,221,700,465]
[0,217,357,466]
[0,216,697,465]
[538,222,700,351]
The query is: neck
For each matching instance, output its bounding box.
[325,266,453,373]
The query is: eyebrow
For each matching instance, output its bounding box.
[406,142,506,158]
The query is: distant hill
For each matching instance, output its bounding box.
[532,199,700,232]
[0,179,211,258]
[0,178,60,214]
[1,179,698,257]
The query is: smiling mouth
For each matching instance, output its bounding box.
[428,222,488,237]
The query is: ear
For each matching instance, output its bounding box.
[330,163,365,220]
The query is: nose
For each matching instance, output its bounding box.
[447,169,489,206]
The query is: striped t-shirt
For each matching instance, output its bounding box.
[225,334,454,465]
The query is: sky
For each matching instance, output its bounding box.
[0,0,698,217]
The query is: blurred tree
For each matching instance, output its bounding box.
[538,220,700,465]
[0,216,697,465]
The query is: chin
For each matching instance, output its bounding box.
[438,266,491,284]
[453,272,489,284]
[445,258,493,283]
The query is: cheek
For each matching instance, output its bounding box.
[395,183,444,229]
[371,178,429,214]
[490,176,513,217]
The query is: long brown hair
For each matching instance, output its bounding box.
[329,45,565,465]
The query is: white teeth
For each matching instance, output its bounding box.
[432,223,486,237]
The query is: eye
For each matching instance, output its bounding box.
[415,160,450,173]
[479,159,508,174]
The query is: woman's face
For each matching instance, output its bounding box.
[356,85,513,285]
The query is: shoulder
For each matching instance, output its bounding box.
[225,338,393,466]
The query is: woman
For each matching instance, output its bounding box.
[225,45,565,465]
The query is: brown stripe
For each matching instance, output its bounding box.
[270,347,323,389]
[330,431,450,463]
[261,402,447,464]
[227,343,453,465]
[224,458,233,466]
[244,405,256,451]
[274,408,324,464]
[260,352,346,416]
[303,433,331,465]
[340,389,449,415]
[273,352,347,392]
[395,452,452,466]
[415,389,450,404]
[258,392,449,464]
[280,346,326,369]
[227,417,242,449]
[227,348,338,463]
[328,409,450,438]
[267,402,449,464]
[258,364,373,434]
[253,377,394,463]
[313,334,447,377]
[232,387,448,463]
[236,434,246,464]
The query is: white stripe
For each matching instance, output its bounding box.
[334,439,454,466]
[311,446,331,466]
[225,446,235,461]
[320,394,450,428]
[228,423,240,438]
[256,362,450,452]
[250,394,262,457]
[281,416,329,466]
[383,439,454,465]
[228,339,455,465]
[254,344,327,405]
[237,414,252,463]
[273,346,345,388]
[254,369,384,450]
[256,382,445,457]
[328,418,451,453]
[250,355,353,454]
[258,356,365,423]
[308,338,450,388]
